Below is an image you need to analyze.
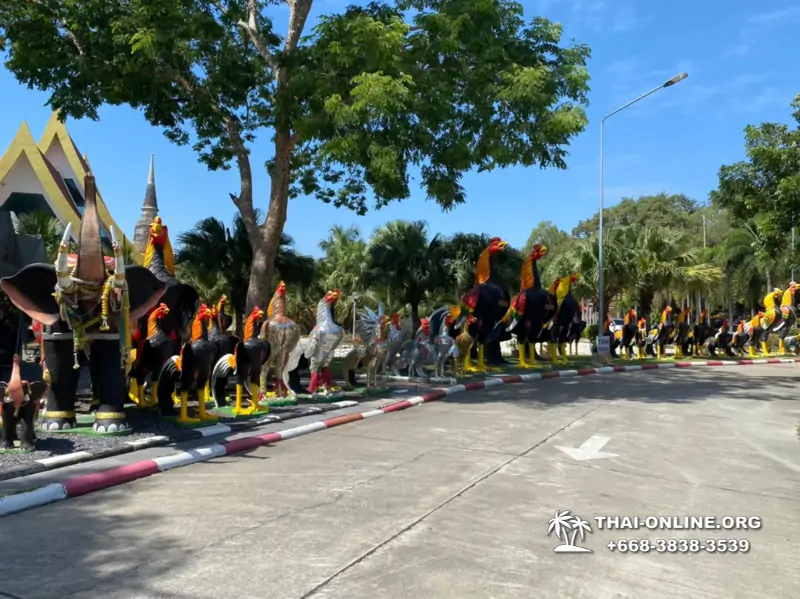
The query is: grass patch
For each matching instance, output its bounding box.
[209,406,270,419]
[42,413,133,437]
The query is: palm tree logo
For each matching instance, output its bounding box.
[547,510,593,553]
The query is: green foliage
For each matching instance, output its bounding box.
[0,0,590,214]
[175,210,315,331]
[711,97,800,257]
[291,0,591,213]
[572,193,702,239]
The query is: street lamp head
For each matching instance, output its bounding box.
[663,72,688,88]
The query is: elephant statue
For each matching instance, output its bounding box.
[0,173,166,433]
[1,355,47,450]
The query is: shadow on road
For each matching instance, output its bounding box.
[0,487,196,599]
[446,368,800,409]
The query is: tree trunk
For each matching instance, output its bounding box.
[726,268,734,323]
[235,310,244,339]
[250,129,294,313]
[766,271,772,293]
[410,302,421,333]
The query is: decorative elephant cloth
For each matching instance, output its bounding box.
[0,174,166,433]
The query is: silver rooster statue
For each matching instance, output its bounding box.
[303,289,344,395]
[432,311,457,378]
[405,317,435,379]
[342,302,388,388]
[383,311,410,376]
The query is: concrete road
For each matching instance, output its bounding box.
[2,364,800,599]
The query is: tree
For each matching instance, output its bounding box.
[572,193,702,238]
[523,221,571,254]
[0,0,591,314]
[711,95,800,256]
[364,220,448,330]
[12,210,65,261]
[175,210,314,334]
[442,232,523,296]
[622,226,720,323]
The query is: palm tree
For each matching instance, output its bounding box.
[568,516,592,546]
[12,210,65,261]
[622,226,721,324]
[364,220,449,331]
[443,232,523,294]
[547,510,573,542]
[548,229,631,321]
[176,210,315,334]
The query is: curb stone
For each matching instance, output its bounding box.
[2,357,799,517]
[0,401,359,483]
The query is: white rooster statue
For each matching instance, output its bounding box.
[284,289,344,396]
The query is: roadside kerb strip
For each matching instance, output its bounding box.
[2,357,799,516]
[0,400,359,482]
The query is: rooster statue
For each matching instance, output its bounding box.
[650,305,675,359]
[286,290,344,396]
[776,282,799,355]
[742,312,766,358]
[706,319,735,357]
[453,315,478,377]
[342,303,387,389]
[141,217,199,347]
[760,287,784,356]
[129,303,175,409]
[620,308,639,360]
[429,305,459,378]
[383,312,409,376]
[565,314,587,356]
[692,310,711,357]
[262,281,301,397]
[673,306,692,358]
[500,244,554,368]
[405,317,436,378]
[161,304,219,424]
[454,237,510,372]
[548,273,580,365]
[211,306,269,414]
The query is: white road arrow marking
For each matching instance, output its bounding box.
[556,435,618,461]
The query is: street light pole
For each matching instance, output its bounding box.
[597,72,688,343]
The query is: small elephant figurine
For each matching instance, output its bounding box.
[0,355,48,451]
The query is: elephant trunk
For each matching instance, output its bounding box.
[74,173,105,284]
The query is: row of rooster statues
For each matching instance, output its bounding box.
[3,176,799,450]
[601,282,800,361]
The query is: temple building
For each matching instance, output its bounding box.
[0,112,142,263]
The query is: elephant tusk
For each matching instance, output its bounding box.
[110,226,126,286]
[55,222,73,290]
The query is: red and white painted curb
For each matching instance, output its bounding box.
[2,357,799,517]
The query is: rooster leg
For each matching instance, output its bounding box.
[779,339,787,355]
[196,385,218,421]
[760,341,770,356]
[149,381,160,408]
[128,379,141,405]
[232,383,252,415]
[527,343,537,366]
[559,343,568,364]
[178,391,200,424]
[250,383,263,411]
[473,345,488,372]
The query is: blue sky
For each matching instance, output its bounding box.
[1,0,798,257]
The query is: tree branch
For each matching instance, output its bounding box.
[26,0,85,56]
